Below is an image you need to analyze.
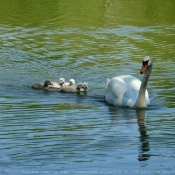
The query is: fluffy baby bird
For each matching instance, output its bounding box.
[49,78,65,89]
[69,79,75,86]
[62,78,75,87]
[61,82,88,93]
[49,78,75,89]
[82,82,88,91]
[32,80,53,90]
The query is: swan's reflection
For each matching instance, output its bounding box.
[108,107,150,161]
[136,109,150,161]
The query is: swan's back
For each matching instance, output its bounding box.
[118,75,140,91]
[105,75,150,107]
[119,75,149,104]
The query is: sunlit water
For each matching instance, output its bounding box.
[0,1,175,175]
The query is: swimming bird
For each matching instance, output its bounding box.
[105,56,153,108]
[62,78,75,87]
[32,80,53,90]
[69,79,75,86]
[82,82,88,91]
[50,78,75,89]
[61,83,88,93]
[49,78,65,89]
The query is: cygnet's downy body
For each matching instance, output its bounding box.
[62,78,75,87]
[32,80,53,90]
[49,78,65,89]
[61,83,88,93]
[49,78,75,89]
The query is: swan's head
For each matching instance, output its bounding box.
[69,79,75,85]
[140,56,152,74]
[59,78,65,85]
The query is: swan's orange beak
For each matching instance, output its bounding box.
[140,63,148,74]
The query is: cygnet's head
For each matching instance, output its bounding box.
[77,83,83,91]
[82,82,88,90]
[44,80,53,87]
[140,56,153,74]
[69,79,75,85]
[59,78,65,85]
[77,83,88,91]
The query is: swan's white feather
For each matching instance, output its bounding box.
[105,75,150,107]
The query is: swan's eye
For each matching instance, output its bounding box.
[143,60,149,65]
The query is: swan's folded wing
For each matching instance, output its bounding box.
[118,75,141,92]
[105,78,110,91]
[105,77,135,107]
[119,75,150,105]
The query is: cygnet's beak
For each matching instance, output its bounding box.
[79,88,85,92]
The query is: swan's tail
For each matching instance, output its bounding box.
[105,78,110,91]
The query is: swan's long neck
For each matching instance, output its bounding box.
[135,64,152,108]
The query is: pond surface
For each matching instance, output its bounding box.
[0,1,175,174]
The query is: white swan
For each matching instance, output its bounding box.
[105,56,153,108]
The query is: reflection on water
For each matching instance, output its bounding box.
[136,109,150,162]
[108,107,150,162]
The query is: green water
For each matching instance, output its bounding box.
[0,0,175,174]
